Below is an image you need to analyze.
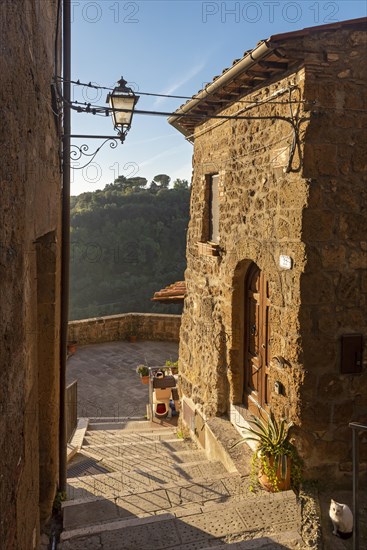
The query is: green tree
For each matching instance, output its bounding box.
[152,174,170,188]
[173,178,189,190]
[127,177,147,190]
[69,178,190,321]
[103,176,147,194]
[104,175,127,191]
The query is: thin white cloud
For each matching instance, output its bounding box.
[130,133,179,146]
[170,162,193,179]
[154,62,205,106]
[139,144,188,168]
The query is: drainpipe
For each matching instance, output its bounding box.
[168,40,272,136]
[59,0,71,493]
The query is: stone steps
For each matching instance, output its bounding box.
[82,445,209,468]
[67,469,244,501]
[66,458,230,501]
[87,416,146,423]
[86,419,174,432]
[59,491,302,549]
[59,421,304,549]
[83,428,178,446]
[83,438,194,452]
[63,471,254,530]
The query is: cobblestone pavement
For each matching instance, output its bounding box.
[66,340,178,419]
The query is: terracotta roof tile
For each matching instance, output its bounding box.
[152,281,186,304]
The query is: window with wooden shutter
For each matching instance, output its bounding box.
[197,174,220,256]
[209,174,219,243]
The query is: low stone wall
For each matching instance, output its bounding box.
[68,313,181,345]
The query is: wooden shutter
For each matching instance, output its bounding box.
[209,174,219,243]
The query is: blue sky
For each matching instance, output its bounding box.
[70,0,366,195]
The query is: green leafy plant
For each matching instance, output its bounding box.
[176,428,190,440]
[165,359,178,373]
[232,412,302,492]
[53,490,67,512]
[136,364,149,377]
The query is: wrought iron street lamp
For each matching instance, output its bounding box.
[63,77,139,170]
[107,77,139,143]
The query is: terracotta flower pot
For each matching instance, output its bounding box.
[140,375,149,385]
[67,341,77,354]
[258,454,291,492]
[128,335,137,343]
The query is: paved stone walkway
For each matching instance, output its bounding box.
[66,341,178,419]
[63,341,360,548]
[60,420,304,549]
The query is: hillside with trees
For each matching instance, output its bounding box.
[69,175,190,320]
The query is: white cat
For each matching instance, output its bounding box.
[329,499,353,539]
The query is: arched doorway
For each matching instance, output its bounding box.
[244,263,270,415]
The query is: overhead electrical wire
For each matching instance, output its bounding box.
[55,76,304,105]
[68,99,294,124]
[55,76,367,113]
[194,130,295,177]
[55,74,364,175]
[55,76,194,99]
[54,76,315,173]
[56,82,306,172]
[182,85,298,141]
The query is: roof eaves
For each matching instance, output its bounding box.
[168,17,367,137]
[268,16,367,42]
[168,40,272,137]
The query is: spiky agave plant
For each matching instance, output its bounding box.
[232,412,298,491]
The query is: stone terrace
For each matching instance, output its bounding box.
[66,340,179,419]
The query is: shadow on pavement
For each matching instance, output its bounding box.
[62,486,294,549]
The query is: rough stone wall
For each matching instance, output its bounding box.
[179,27,366,481]
[297,28,367,479]
[68,313,181,344]
[0,1,61,548]
[180,66,309,421]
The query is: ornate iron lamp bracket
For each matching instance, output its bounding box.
[64,134,124,170]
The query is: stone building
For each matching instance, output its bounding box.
[0,1,62,548]
[169,18,367,480]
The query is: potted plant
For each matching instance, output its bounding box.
[126,328,137,343]
[232,412,302,493]
[165,359,178,375]
[67,340,77,355]
[126,319,138,342]
[136,364,150,384]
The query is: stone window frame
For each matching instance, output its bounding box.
[197,173,221,256]
[208,173,220,243]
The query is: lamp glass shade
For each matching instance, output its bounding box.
[109,94,137,128]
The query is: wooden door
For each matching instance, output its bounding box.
[244,264,270,415]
